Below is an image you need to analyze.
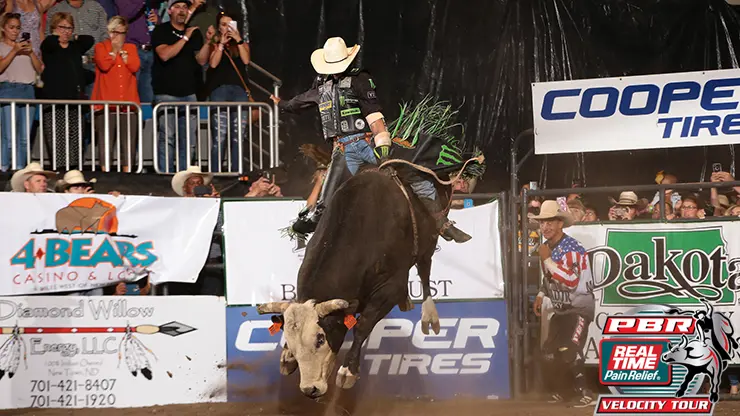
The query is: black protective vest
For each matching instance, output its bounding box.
[317,74,371,141]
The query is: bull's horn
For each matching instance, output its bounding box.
[256,302,291,314]
[315,299,349,317]
[680,335,689,348]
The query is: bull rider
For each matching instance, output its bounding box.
[271,36,470,243]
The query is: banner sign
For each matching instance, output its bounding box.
[531,68,740,155]
[559,222,740,365]
[223,200,504,305]
[0,193,219,295]
[0,296,227,409]
[225,300,509,401]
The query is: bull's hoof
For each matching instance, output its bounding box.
[335,366,358,389]
[280,359,298,376]
[710,392,719,403]
[421,296,441,335]
[280,361,297,376]
[399,297,414,312]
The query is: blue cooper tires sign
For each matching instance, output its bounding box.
[225,300,510,401]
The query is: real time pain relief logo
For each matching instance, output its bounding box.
[595,302,739,416]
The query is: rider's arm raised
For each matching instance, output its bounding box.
[278,87,319,113]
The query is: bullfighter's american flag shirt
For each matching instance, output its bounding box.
[538,234,595,320]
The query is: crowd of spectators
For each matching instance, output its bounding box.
[0,0,253,173]
[523,169,740,225]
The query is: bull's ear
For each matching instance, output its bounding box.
[271,314,285,328]
[315,299,350,317]
[257,302,291,314]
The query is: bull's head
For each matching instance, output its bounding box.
[662,335,690,363]
[257,299,351,398]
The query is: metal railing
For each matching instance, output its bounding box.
[151,101,276,174]
[248,60,283,166]
[0,99,144,173]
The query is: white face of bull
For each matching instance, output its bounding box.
[257,299,349,398]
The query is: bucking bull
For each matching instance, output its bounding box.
[257,165,448,398]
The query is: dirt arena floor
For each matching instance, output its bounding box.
[4,397,740,416]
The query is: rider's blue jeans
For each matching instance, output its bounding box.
[335,133,437,200]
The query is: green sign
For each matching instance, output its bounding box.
[590,228,740,305]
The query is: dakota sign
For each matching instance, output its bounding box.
[531,68,740,154]
[564,222,740,365]
[222,199,504,305]
[0,193,219,295]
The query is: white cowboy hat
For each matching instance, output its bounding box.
[171,166,213,196]
[609,191,639,207]
[10,162,56,192]
[310,37,361,75]
[529,200,574,228]
[57,169,96,190]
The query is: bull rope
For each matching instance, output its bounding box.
[387,168,419,259]
[379,154,486,214]
[378,154,485,258]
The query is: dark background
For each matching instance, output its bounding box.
[220,0,740,196]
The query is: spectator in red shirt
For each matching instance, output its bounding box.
[91,15,140,172]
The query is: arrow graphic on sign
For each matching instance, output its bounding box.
[0,322,196,381]
[0,321,196,336]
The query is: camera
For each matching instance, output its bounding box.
[20,32,30,42]
[713,163,723,173]
[193,185,211,197]
[612,206,629,220]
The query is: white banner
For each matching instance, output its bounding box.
[223,199,504,305]
[560,222,740,364]
[532,68,740,155]
[0,193,220,295]
[0,296,226,409]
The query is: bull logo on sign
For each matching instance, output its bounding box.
[661,300,739,403]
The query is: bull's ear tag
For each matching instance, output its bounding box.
[268,322,282,336]
[344,315,357,329]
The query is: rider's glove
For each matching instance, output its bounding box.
[374,145,390,162]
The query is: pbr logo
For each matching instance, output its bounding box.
[595,300,739,415]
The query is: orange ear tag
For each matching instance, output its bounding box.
[344,315,357,329]
[268,322,282,336]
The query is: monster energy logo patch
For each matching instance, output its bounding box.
[436,144,463,166]
[369,79,376,89]
[341,108,361,117]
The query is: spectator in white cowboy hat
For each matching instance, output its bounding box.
[171,165,218,197]
[57,169,96,194]
[608,191,640,221]
[530,200,596,407]
[10,161,55,193]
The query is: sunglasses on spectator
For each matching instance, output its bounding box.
[110,30,127,35]
[681,205,698,210]
[57,25,74,31]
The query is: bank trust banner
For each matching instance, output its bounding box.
[0,296,226,409]
[563,222,740,365]
[222,199,504,305]
[0,193,220,295]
